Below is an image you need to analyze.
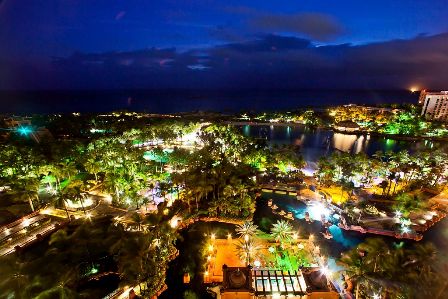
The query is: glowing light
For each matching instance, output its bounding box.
[23,219,30,227]
[297,243,304,250]
[227,233,232,240]
[170,216,181,228]
[41,208,53,215]
[5,228,10,234]
[373,294,381,299]
[86,212,92,219]
[308,202,330,221]
[204,271,209,276]
[208,245,214,252]
[293,233,299,240]
[125,198,131,205]
[90,267,99,274]
[409,87,418,93]
[254,260,261,267]
[321,266,332,277]
[401,226,410,234]
[17,126,32,136]
[207,255,211,261]
[211,233,215,240]
[268,246,275,253]
[309,234,314,241]
[395,210,402,218]
[244,234,249,242]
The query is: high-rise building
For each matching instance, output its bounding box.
[420,91,448,121]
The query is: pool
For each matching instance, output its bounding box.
[255,192,365,257]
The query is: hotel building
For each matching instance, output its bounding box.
[420,91,448,121]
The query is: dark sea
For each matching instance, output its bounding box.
[0,89,418,114]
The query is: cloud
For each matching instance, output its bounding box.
[115,11,126,21]
[215,34,311,53]
[250,13,344,41]
[3,33,448,90]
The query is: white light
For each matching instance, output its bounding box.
[254,260,261,267]
[308,202,330,221]
[268,246,275,253]
[272,293,281,299]
[104,195,113,203]
[297,243,304,250]
[373,293,381,299]
[170,216,181,228]
[211,233,216,240]
[86,212,92,219]
[125,198,131,205]
[244,235,249,242]
[23,219,30,227]
[395,210,402,218]
[321,266,332,277]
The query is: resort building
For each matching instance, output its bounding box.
[4,116,32,128]
[219,265,339,299]
[333,120,360,132]
[420,90,448,121]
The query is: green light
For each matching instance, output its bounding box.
[17,126,32,135]
[90,267,98,274]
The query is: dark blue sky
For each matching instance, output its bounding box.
[1,0,448,90]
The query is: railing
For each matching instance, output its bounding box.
[0,210,41,232]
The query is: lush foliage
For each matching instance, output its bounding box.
[339,238,442,299]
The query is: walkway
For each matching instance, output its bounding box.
[0,211,63,256]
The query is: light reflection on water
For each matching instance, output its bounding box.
[328,225,361,248]
[250,126,448,271]
[239,125,439,159]
[272,194,365,256]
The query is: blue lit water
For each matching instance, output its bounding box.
[249,125,448,281]
[239,124,441,161]
[255,193,365,257]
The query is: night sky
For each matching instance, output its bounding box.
[1,0,448,90]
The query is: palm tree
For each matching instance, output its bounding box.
[235,221,259,239]
[61,179,88,214]
[0,256,30,298]
[12,177,40,212]
[339,250,376,299]
[270,220,293,244]
[357,238,388,273]
[84,158,101,182]
[234,238,262,265]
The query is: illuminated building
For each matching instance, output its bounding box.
[420,91,448,121]
[333,120,360,132]
[218,265,339,299]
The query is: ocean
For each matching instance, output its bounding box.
[0,89,418,114]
